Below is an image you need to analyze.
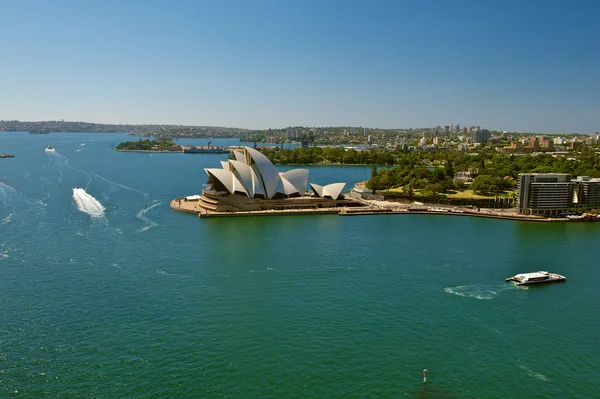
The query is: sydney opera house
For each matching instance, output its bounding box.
[195,146,360,213]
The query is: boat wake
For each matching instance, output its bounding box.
[73,188,105,218]
[47,149,93,186]
[444,284,516,300]
[91,172,147,197]
[518,364,550,381]
[2,213,13,224]
[136,202,161,232]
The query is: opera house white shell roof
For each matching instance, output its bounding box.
[204,147,345,200]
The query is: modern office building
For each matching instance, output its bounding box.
[471,128,491,143]
[517,173,575,216]
[573,176,600,207]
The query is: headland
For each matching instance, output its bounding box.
[172,145,600,223]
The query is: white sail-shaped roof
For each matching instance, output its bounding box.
[202,146,344,201]
[229,160,256,198]
[323,183,345,199]
[232,175,249,196]
[245,147,281,199]
[281,169,309,195]
[250,167,265,197]
[205,168,249,197]
[280,177,299,196]
[233,150,245,162]
[310,183,324,198]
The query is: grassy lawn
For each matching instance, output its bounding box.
[384,188,516,200]
[445,189,515,200]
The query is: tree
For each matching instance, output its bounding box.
[444,160,454,178]
[371,164,377,179]
[471,175,503,195]
[421,183,443,198]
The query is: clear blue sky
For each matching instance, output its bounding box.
[1,0,599,133]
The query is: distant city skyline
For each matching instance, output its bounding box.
[1,0,599,133]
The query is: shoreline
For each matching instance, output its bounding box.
[115,149,183,153]
[170,198,596,223]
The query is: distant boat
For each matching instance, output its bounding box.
[505,271,566,286]
[47,145,54,150]
[0,154,14,158]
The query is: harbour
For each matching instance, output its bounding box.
[1,132,600,398]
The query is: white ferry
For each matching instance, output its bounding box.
[505,271,566,286]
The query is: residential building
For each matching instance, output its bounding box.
[517,173,575,217]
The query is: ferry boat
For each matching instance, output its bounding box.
[505,271,566,286]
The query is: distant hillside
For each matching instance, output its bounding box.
[0,120,249,138]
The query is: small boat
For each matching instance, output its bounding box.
[505,271,566,286]
[47,145,53,150]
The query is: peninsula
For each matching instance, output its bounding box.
[115,139,229,154]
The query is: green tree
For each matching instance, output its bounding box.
[444,160,454,178]
[471,175,503,195]
[421,183,444,198]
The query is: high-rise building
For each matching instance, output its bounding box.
[444,125,451,136]
[471,128,491,143]
[517,173,575,216]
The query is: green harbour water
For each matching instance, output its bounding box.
[1,132,599,398]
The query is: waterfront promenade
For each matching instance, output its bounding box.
[170,197,588,222]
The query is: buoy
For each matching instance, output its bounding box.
[423,369,427,383]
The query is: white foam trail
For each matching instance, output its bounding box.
[72,188,105,218]
[0,182,18,196]
[2,213,12,224]
[444,285,501,300]
[90,172,147,196]
[48,150,93,185]
[518,364,550,381]
[136,202,161,232]
[157,269,176,276]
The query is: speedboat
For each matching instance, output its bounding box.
[47,145,53,150]
[505,271,566,286]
